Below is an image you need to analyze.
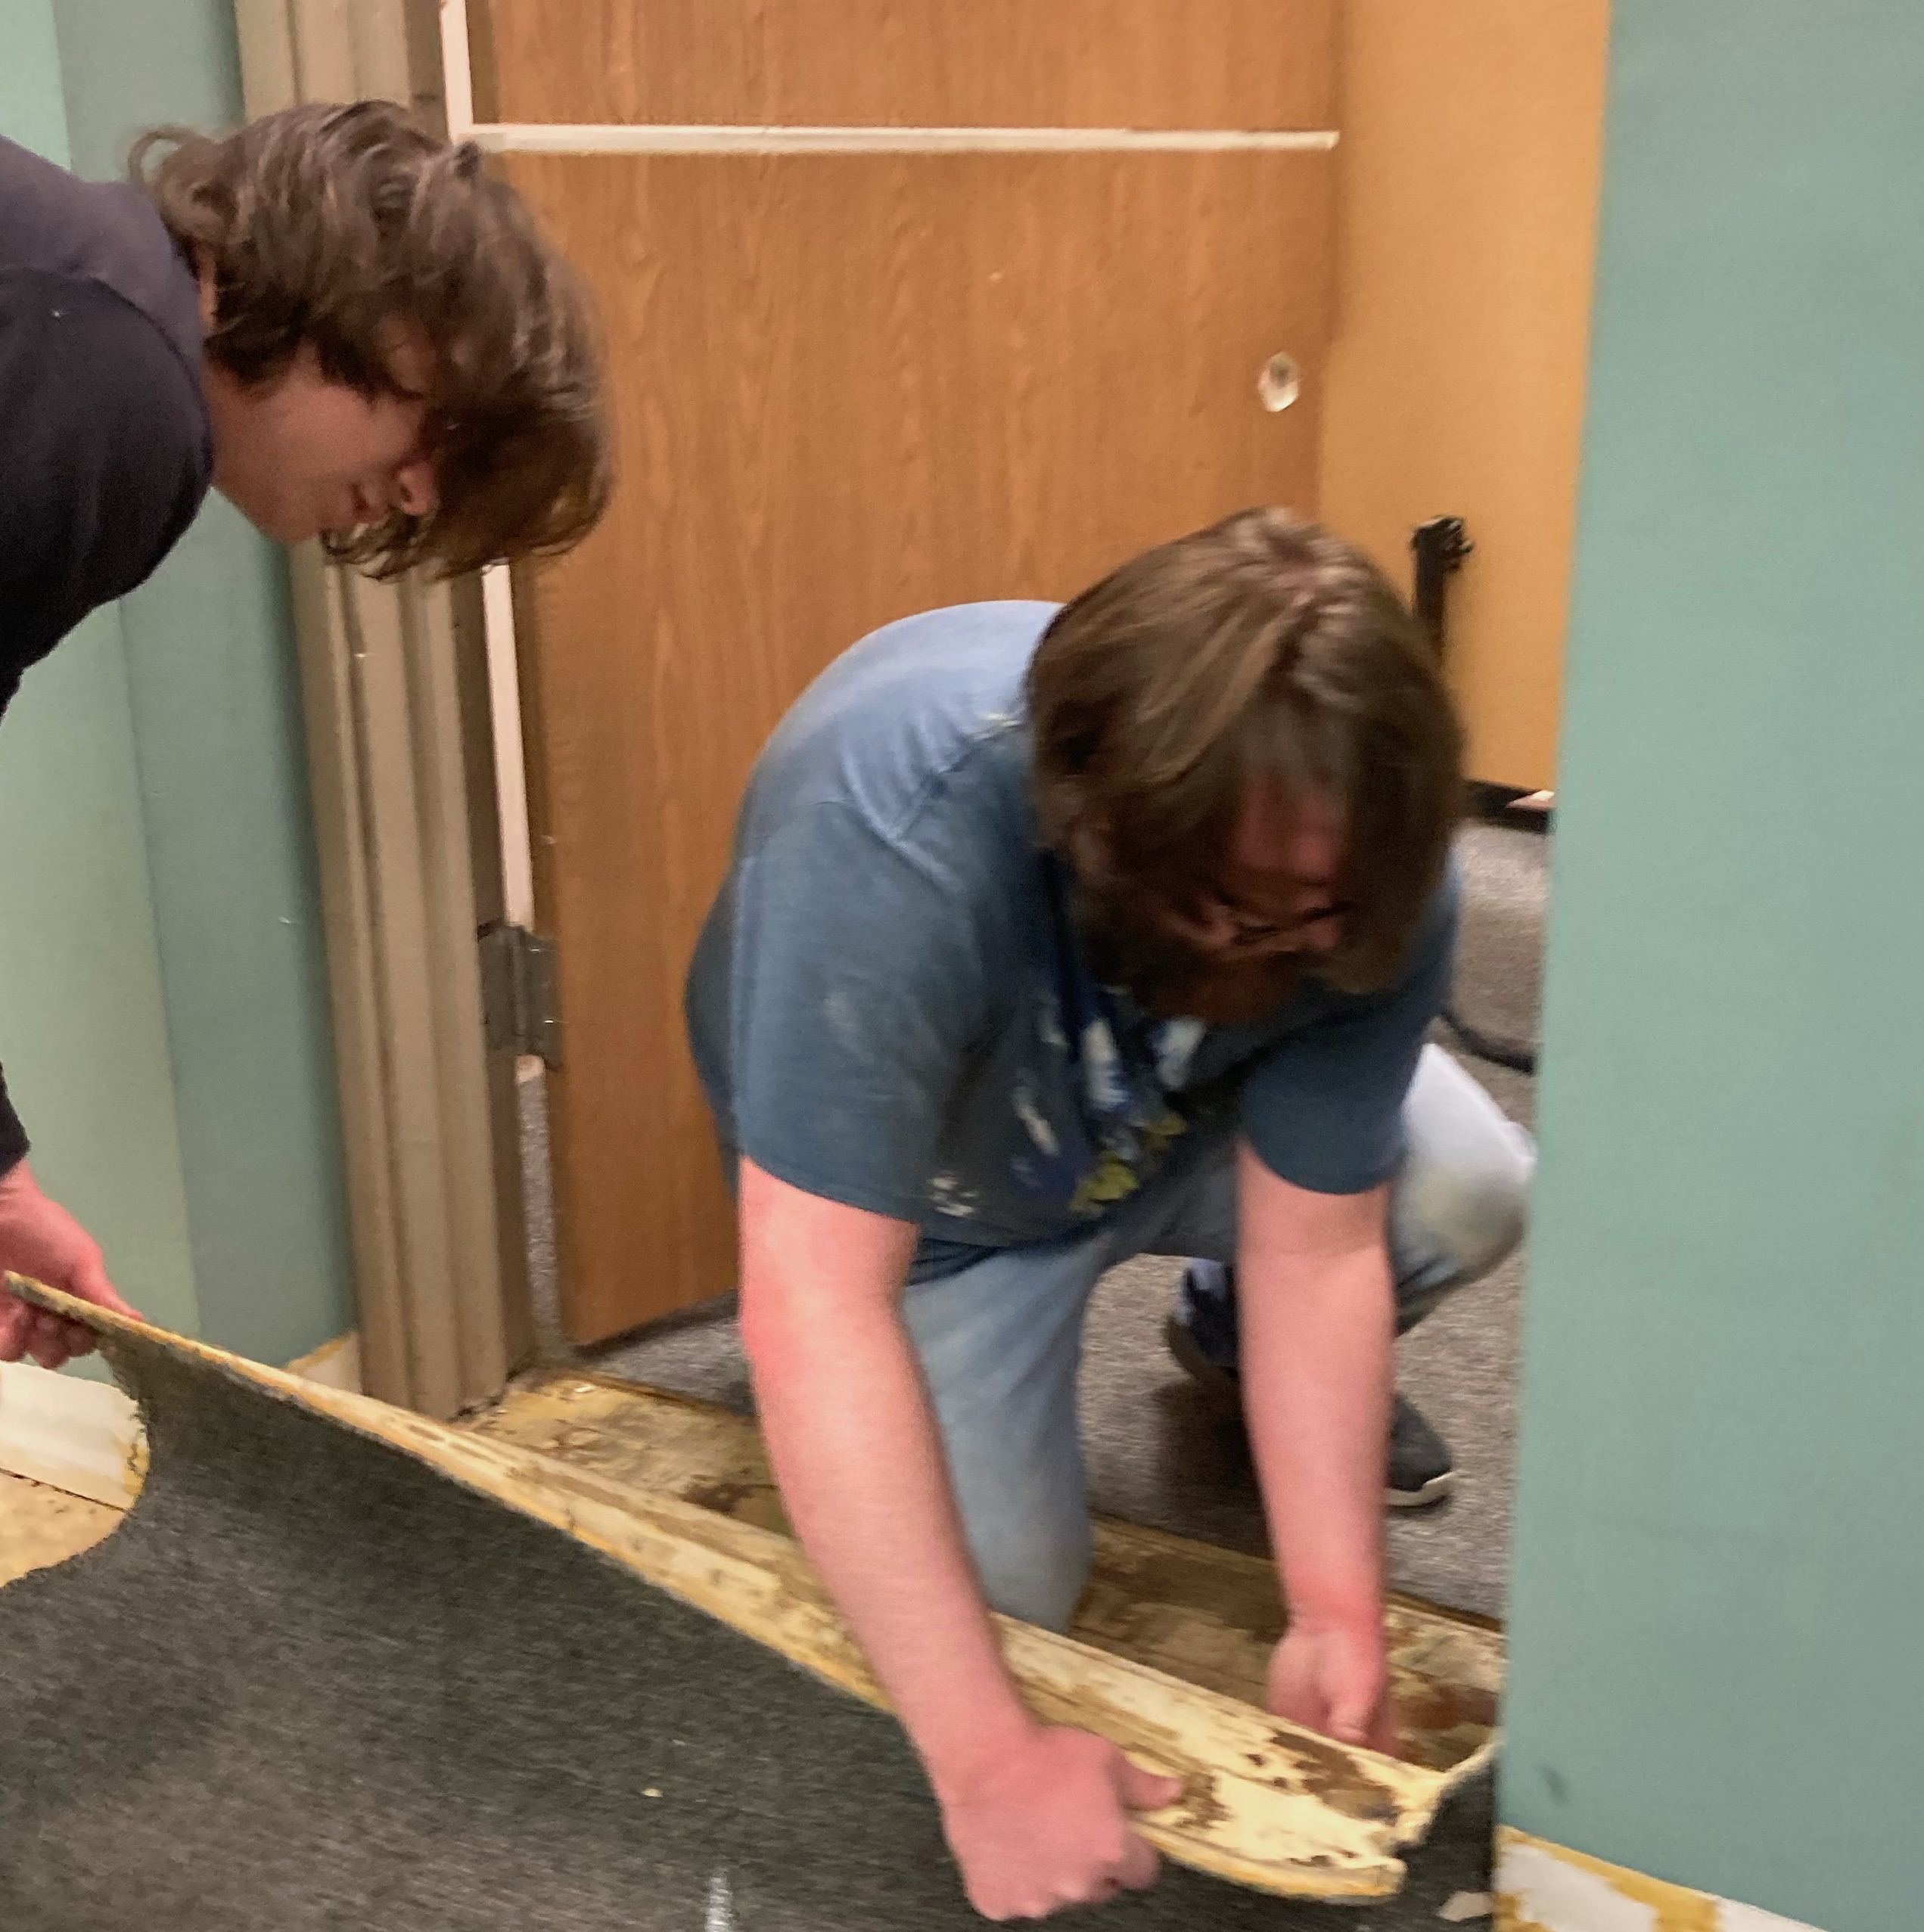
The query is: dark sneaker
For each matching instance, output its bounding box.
[1385,1393,1456,1508]
[1166,1259,1242,1412]
[1167,1261,1457,1509]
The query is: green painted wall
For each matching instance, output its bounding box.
[0,0,199,1364]
[0,0,66,163]
[51,0,355,1368]
[1502,6,1924,1927]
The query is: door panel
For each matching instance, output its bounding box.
[1319,2,1608,789]
[476,1,1336,131]
[507,149,1332,1341]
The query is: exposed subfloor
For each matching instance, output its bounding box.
[0,1468,123,1586]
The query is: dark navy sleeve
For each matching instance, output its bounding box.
[1237,868,1461,1194]
[0,1068,25,1176]
[0,266,210,707]
[721,803,993,1223]
[0,269,210,1176]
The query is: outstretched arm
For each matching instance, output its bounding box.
[1236,1141,1399,1754]
[738,1157,1178,1918]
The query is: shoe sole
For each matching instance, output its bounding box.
[1385,1470,1457,1508]
[1164,1317,1456,1511]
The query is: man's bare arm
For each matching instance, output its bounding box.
[737,1156,1178,1918]
[1235,1141,1399,1752]
[738,1155,1032,1775]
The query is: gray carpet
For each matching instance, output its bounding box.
[0,1320,1495,1928]
[534,821,1546,1624]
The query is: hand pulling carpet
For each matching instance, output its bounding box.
[0,1279,1494,1929]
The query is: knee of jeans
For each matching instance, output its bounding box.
[973,1517,1094,1634]
[1404,1135,1531,1284]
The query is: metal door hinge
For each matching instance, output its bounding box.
[478,921,561,1067]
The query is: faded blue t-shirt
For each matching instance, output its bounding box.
[685,601,1456,1261]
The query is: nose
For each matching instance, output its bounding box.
[392,456,438,519]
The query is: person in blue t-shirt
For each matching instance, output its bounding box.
[685,509,1533,1920]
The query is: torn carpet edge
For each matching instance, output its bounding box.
[0,1278,1489,1926]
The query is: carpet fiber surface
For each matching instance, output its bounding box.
[0,1324,1494,1929]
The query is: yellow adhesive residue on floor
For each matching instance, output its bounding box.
[1495,1826,1826,1932]
[460,1368,1505,1777]
[0,1468,126,1589]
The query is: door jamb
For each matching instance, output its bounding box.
[231,0,539,1415]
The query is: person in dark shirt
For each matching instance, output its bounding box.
[0,101,611,1371]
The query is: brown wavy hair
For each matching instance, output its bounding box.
[1028,509,1463,996]
[133,101,611,579]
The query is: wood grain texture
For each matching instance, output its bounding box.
[505,149,1334,1338]
[1319,0,1609,788]
[475,0,1336,131]
[0,1471,123,1589]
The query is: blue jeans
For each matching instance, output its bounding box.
[898,1045,1534,1629]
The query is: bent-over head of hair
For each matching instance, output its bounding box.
[1027,508,1464,999]
[134,100,611,579]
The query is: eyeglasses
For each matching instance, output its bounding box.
[1194,887,1351,955]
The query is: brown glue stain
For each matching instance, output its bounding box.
[1267,1732,1397,1824]
[1167,1772,1230,1834]
[542,1424,631,1461]
[1394,1676,1498,1734]
[1390,1676,1500,1771]
[679,1477,791,1536]
[1108,1549,1285,1646]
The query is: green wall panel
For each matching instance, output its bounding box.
[1503,6,1924,1927]
[0,620,200,1356]
[0,0,68,165]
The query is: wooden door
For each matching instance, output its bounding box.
[483,3,1339,1341]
